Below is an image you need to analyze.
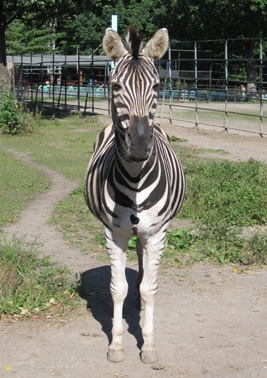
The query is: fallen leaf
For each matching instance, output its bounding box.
[20,308,30,316]
[6,366,13,371]
[233,267,243,274]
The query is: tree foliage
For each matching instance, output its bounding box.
[6,20,54,55]
[3,0,267,56]
[166,0,267,42]
[0,0,86,66]
[1,0,267,86]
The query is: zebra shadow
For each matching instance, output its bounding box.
[78,265,143,350]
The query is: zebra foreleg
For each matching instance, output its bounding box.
[139,234,165,364]
[105,228,129,363]
[136,238,145,310]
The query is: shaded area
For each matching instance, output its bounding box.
[25,103,97,119]
[78,265,144,350]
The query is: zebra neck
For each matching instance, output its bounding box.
[114,144,156,180]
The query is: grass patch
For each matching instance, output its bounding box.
[1,110,266,267]
[0,149,51,227]
[181,159,267,227]
[0,237,80,318]
[51,187,104,257]
[1,111,101,184]
[52,157,267,266]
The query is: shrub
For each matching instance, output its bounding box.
[0,87,20,134]
[0,86,40,135]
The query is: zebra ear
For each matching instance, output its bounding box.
[103,28,127,60]
[142,28,169,61]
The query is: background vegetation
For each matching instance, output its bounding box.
[1,110,266,268]
[0,237,79,317]
[0,109,267,316]
[3,0,267,55]
[1,0,267,317]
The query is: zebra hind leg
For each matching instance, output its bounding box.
[105,228,129,363]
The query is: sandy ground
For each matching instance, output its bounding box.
[0,120,267,378]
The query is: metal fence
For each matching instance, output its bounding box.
[7,37,267,136]
[158,38,267,137]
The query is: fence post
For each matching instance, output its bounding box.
[107,61,111,116]
[224,40,229,132]
[12,57,16,99]
[64,51,67,110]
[77,47,80,112]
[92,48,94,113]
[41,51,44,106]
[19,53,23,100]
[52,49,55,109]
[209,59,212,102]
[194,41,198,127]
[160,70,168,126]
[168,47,172,124]
[259,38,263,137]
[30,53,33,103]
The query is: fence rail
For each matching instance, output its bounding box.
[7,36,267,137]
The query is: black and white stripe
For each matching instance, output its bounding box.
[84,26,185,364]
[84,121,185,237]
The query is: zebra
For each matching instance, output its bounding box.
[84,26,186,364]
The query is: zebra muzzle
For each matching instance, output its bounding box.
[126,116,153,161]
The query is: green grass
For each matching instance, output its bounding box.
[0,149,51,227]
[51,187,104,257]
[0,237,80,317]
[181,159,267,227]
[1,108,266,268]
[1,112,101,184]
[51,158,267,266]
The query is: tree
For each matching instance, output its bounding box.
[0,0,85,82]
[166,0,267,93]
[6,20,54,55]
[55,0,168,54]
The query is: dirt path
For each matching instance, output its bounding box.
[1,125,267,378]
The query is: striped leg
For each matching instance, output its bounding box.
[139,231,166,364]
[105,227,129,363]
[136,238,145,310]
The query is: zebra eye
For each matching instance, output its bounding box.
[153,84,159,91]
[113,83,121,91]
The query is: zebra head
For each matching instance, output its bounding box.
[103,26,169,162]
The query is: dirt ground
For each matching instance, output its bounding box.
[1,119,267,378]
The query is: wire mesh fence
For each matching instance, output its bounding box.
[6,36,267,136]
[159,38,267,136]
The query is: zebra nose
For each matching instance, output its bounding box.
[127,116,153,161]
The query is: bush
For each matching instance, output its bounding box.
[0,86,40,135]
[0,87,20,134]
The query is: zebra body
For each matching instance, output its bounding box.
[84,26,185,364]
[85,123,184,238]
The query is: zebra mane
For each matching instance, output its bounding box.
[126,25,143,59]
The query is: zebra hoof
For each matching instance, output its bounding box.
[141,349,158,364]
[107,347,125,363]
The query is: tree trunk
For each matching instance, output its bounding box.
[246,40,257,99]
[0,8,7,87]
